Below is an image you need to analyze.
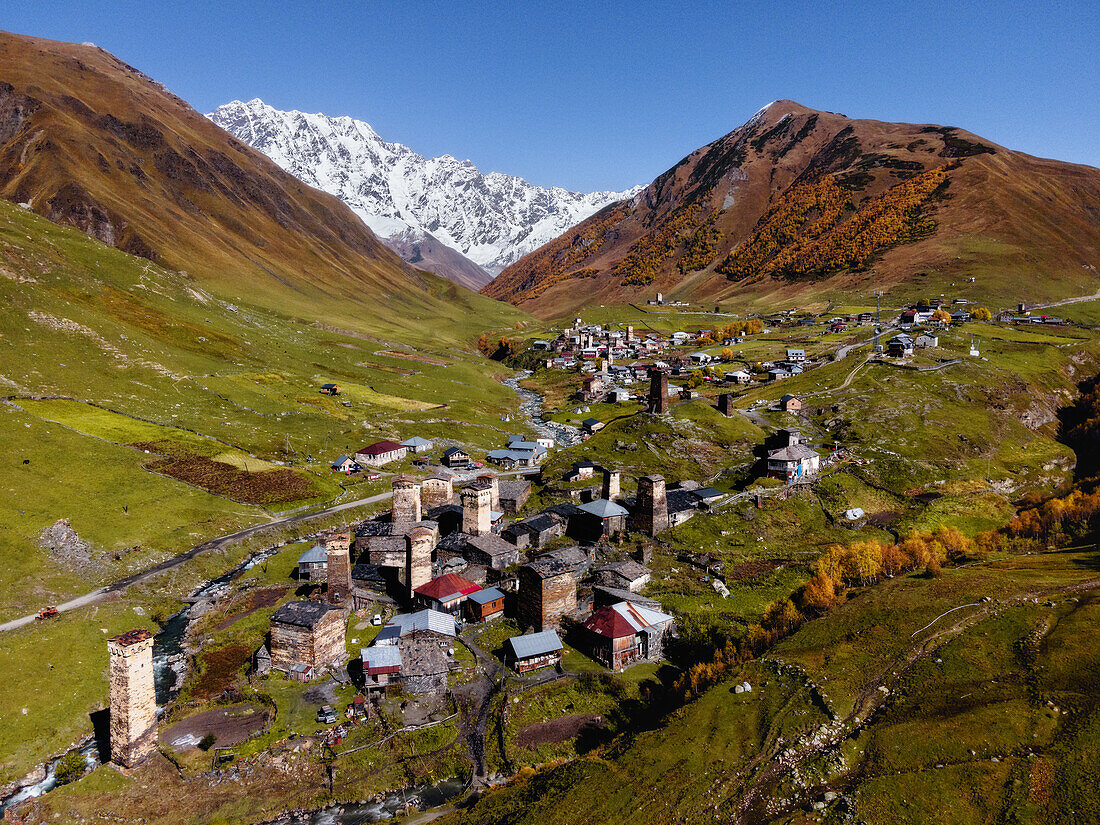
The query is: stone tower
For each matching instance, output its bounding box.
[325,532,352,605]
[635,474,668,536]
[478,473,500,511]
[626,325,634,343]
[391,475,421,531]
[107,629,157,768]
[405,526,435,599]
[601,467,621,501]
[718,393,733,416]
[420,474,454,510]
[647,371,669,414]
[462,483,493,536]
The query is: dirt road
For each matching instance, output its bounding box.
[0,489,394,633]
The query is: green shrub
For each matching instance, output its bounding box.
[53,751,86,785]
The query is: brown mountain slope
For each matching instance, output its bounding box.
[0,31,513,333]
[382,228,493,291]
[485,101,1100,317]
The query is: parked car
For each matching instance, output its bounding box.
[366,471,382,481]
[371,613,382,626]
[316,705,337,724]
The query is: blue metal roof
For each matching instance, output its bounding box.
[467,587,505,605]
[506,629,563,660]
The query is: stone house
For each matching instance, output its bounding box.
[502,512,565,550]
[767,443,821,483]
[779,394,802,412]
[577,498,630,538]
[296,543,328,581]
[401,436,434,454]
[518,556,578,631]
[361,645,402,689]
[594,560,651,592]
[269,601,346,675]
[420,474,455,509]
[397,631,451,696]
[464,533,521,570]
[498,478,532,514]
[355,440,408,467]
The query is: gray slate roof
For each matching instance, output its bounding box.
[271,601,341,629]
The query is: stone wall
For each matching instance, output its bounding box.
[518,566,577,631]
[270,610,346,673]
[420,477,454,509]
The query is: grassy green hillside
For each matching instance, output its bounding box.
[0,199,527,622]
[440,547,1100,825]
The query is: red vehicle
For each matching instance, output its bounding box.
[36,606,59,620]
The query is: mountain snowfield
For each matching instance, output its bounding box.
[208,99,642,283]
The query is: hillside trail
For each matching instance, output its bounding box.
[453,630,504,784]
[1029,286,1100,310]
[732,573,1100,824]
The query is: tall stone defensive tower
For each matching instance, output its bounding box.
[107,629,157,768]
[325,532,352,605]
[405,526,435,599]
[718,393,733,416]
[391,475,421,531]
[462,483,493,536]
[601,467,622,501]
[635,474,668,536]
[477,472,500,511]
[647,371,669,414]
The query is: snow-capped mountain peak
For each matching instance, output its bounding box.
[208,99,642,281]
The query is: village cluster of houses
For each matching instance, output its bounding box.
[332,431,555,478]
[255,457,743,698]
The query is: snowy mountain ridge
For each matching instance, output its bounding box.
[208,99,642,280]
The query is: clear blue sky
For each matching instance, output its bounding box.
[4,1,1097,191]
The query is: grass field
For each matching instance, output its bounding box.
[438,547,1100,825]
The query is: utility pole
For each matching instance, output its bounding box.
[874,290,883,326]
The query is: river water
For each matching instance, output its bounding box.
[503,370,582,447]
[2,373,551,817]
[266,778,466,824]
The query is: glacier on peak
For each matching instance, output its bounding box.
[208,98,642,279]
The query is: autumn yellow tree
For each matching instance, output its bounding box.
[720,347,734,362]
[974,306,992,321]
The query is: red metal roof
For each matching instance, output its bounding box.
[583,605,639,639]
[415,572,481,601]
[357,440,406,456]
